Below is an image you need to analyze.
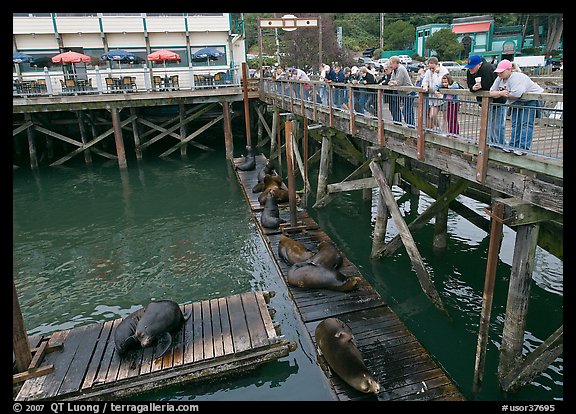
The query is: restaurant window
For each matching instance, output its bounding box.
[16,50,60,72]
[148,47,189,69]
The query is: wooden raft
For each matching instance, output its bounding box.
[234,154,466,401]
[15,290,293,401]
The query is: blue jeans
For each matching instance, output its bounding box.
[390,93,415,126]
[509,100,539,150]
[488,104,507,146]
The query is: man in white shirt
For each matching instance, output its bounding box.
[490,59,544,155]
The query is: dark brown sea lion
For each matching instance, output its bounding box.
[114,307,146,356]
[307,240,343,269]
[252,160,277,193]
[236,146,256,171]
[287,262,360,292]
[261,193,285,229]
[258,175,286,205]
[278,234,315,265]
[134,300,191,358]
[315,317,380,394]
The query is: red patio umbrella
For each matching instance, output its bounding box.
[52,51,91,78]
[147,49,180,77]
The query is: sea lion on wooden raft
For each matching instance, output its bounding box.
[315,317,381,394]
[258,175,289,205]
[278,234,315,265]
[235,146,256,171]
[261,193,286,229]
[252,159,277,193]
[115,300,191,358]
[307,241,343,269]
[287,261,360,292]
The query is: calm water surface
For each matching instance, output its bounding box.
[12,131,562,402]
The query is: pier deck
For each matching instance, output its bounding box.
[234,154,466,401]
[15,291,291,401]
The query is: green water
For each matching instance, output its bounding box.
[12,125,562,402]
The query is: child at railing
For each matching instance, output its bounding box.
[440,74,462,136]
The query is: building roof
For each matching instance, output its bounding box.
[452,21,491,34]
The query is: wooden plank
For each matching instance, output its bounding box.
[38,324,93,398]
[57,323,103,396]
[192,302,203,362]
[227,293,252,353]
[218,297,234,355]
[255,292,277,340]
[139,346,154,375]
[104,335,122,383]
[210,299,224,358]
[182,303,195,364]
[82,319,114,389]
[172,305,187,367]
[241,292,269,348]
[17,330,70,400]
[93,319,122,386]
[201,300,214,360]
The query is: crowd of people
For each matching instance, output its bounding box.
[258,53,545,155]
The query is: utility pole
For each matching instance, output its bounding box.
[380,13,384,50]
[273,13,281,66]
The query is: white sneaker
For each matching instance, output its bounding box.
[513,150,526,156]
[501,147,512,153]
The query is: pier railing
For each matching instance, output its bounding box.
[259,78,563,163]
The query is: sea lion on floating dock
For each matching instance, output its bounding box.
[278,234,315,266]
[261,193,285,229]
[307,240,343,269]
[134,300,191,358]
[287,262,360,292]
[114,307,145,356]
[235,146,256,171]
[252,159,277,193]
[315,317,380,394]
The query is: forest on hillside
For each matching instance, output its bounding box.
[240,13,562,69]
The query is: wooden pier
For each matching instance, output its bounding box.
[14,290,293,401]
[233,154,466,401]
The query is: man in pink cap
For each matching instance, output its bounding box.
[490,59,543,155]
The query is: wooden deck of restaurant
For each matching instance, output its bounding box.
[233,154,466,401]
[14,290,293,401]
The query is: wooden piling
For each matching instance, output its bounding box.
[313,134,331,208]
[25,113,38,170]
[77,111,92,165]
[472,201,505,393]
[110,107,127,169]
[13,281,32,373]
[284,120,298,227]
[222,101,233,160]
[179,103,187,157]
[370,154,395,258]
[129,107,142,160]
[433,171,450,251]
[242,62,252,148]
[498,222,540,382]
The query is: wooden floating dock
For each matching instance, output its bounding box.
[234,154,466,401]
[15,290,292,401]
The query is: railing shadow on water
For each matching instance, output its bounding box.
[260,78,563,163]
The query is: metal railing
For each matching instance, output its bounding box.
[13,65,242,98]
[260,78,563,162]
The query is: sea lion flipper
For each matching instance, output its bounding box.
[154,332,173,358]
[183,310,192,321]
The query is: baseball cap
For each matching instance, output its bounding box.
[494,59,513,73]
[464,55,483,68]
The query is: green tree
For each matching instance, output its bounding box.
[424,28,464,60]
[383,20,415,50]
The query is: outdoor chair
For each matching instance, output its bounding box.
[153,76,162,91]
[170,75,179,90]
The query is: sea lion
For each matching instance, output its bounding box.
[307,241,343,269]
[114,307,146,356]
[134,300,191,357]
[257,175,285,205]
[315,317,380,394]
[261,193,285,229]
[235,146,256,171]
[252,160,277,193]
[287,262,360,292]
[278,234,315,266]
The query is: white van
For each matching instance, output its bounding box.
[398,55,412,64]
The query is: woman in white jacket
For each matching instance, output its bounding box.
[421,56,449,130]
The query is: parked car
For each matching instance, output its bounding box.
[406,62,424,73]
[377,58,389,67]
[398,54,412,64]
[440,61,465,72]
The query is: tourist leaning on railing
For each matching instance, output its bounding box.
[490,59,544,156]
